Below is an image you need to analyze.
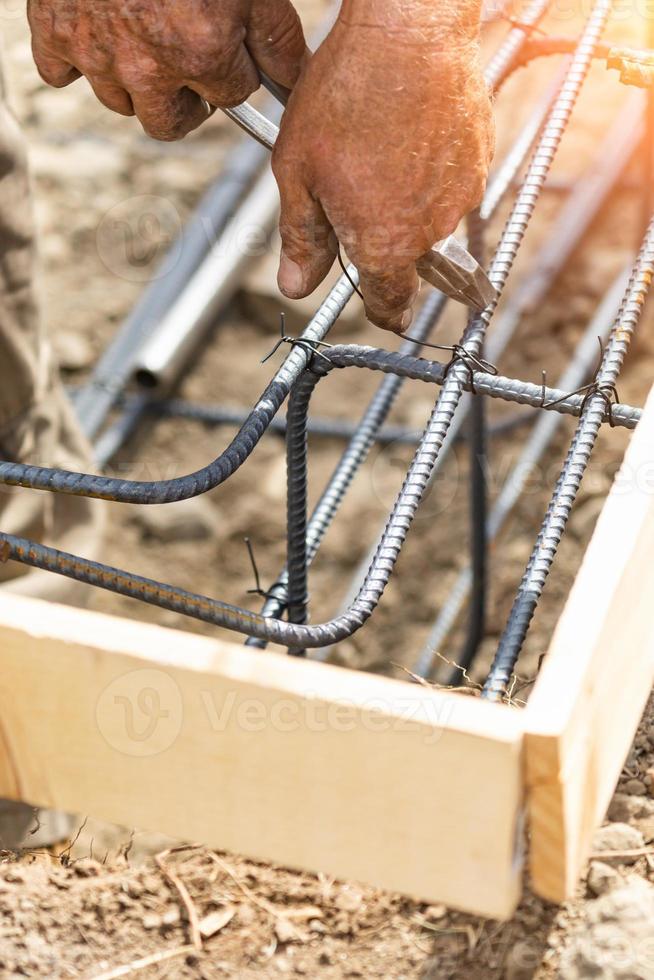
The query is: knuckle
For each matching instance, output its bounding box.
[200,62,258,108]
[139,116,187,142]
[262,8,305,56]
[363,270,416,313]
[36,62,72,88]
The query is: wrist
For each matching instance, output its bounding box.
[338,0,483,43]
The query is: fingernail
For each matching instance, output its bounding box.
[401,309,414,331]
[278,252,305,298]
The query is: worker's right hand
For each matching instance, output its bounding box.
[27,0,308,141]
[272,0,494,333]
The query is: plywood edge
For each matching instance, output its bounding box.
[0,593,525,919]
[525,385,654,903]
[0,594,520,743]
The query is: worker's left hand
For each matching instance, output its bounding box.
[272,3,495,332]
[27,0,308,141]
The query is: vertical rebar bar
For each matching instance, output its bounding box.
[483,218,654,701]
[460,209,489,672]
[416,265,630,680]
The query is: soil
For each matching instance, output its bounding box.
[1,2,654,977]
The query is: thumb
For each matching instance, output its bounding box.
[273,165,336,299]
[248,0,310,90]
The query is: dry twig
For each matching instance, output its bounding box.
[90,944,195,980]
[155,846,203,951]
[207,852,278,917]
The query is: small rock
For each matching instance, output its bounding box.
[623,778,647,796]
[274,918,305,945]
[285,906,323,922]
[608,793,654,822]
[199,907,235,938]
[131,497,217,544]
[3,870,26,884]
[161,907,180,927]
[142,874,162,894]
[73,859,102,878]
[560,878,654,979]
[424,904,447,922]
[634,815,654,843]
[504,940,541,980]
[236,904,256,926]
[334,887,364,913]
[54,331,95,372]
[587,861,621,897]
[592,823,645,865]
[142,913,161,930]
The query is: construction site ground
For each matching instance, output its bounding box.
[2,2,654,977]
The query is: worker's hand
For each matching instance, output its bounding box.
[273,0,494,332]
[27,0,308,141]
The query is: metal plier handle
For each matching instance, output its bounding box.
[221,76,498,313]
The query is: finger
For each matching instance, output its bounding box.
[273,172,336,298]
[187,43,260,109]
[129,85,210,141]
[88,78,134,117]
[358,265,421,334]
[31,43,80,88]
[248,0,309,89]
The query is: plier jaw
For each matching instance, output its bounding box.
[223,75,498,315]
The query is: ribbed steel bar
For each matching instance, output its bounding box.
[0,351,511,648]
[484,0,551,87]
[0,270,358,504]
[0,339,580,650]
[332,89,640,642]
[285,365,312,655]
[0,340,638,653]
[415,265,631,679]
[483,218,654,700]
[0,0,614,659]
[149,398,435,446]
[245,40,563,646]
[461,209,489,671]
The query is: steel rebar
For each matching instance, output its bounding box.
[333,91,642,643]
[415,265,631,680]
[483,217,654,700]
[246,29,564,646]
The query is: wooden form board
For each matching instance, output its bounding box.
[0,594,524,920]
[525,385,654,902]
[1,388,653,916]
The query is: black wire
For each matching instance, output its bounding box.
[451,393,488,683]
[337,249,364,301]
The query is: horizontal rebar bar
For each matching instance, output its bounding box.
[0,0,618,660]
[0,270,358,504]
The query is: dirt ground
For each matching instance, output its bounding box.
[2,1,654,977]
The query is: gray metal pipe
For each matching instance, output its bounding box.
[76,135,272,440]
[132,168,280,389]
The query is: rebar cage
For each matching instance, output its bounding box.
[1,0,653,704]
